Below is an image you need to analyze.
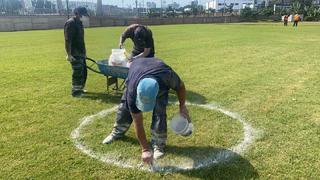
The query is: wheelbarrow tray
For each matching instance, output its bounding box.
[96,60,128,79]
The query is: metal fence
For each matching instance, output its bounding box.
[0,0,96,16]
[0,0,219,18]
[0,0,157,17]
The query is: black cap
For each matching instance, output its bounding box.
[74,7,89,16]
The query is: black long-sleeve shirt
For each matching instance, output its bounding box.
[121,24,155,57]
[64,17,86,57]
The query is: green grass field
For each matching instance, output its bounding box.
[1,22,320,179]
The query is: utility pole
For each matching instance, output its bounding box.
[96,0,102,16]
[160,0,163,17]
[66,0,69,18]
[142,0,145,15]
[135,0,138,16]
[223,0,226,16]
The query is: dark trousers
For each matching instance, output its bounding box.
[293,21,298,27]
[284,21,288,26]
[110,88,168,148]
[70,56,87,95]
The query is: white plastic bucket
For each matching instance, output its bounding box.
[170,114,193,136]
[109,49,127,66]
[112,48,126,54]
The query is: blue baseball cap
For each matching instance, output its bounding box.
[136,78,159,112]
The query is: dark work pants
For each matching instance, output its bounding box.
[110,88,168,149]
[70,56,87,95]
[293,21,298,27]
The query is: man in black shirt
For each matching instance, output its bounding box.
[64,7,89,97]
[119,24,155,60]
[102,58,190,164]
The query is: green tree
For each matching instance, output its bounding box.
[240,7,258,17]
[291,0,301,13]
[226,4,234,14]
[206,8,216,17]
[258,7,274,16]
[165,6,175,17]
[304,5,320,21]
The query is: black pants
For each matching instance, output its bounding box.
[293,21,298,27]
[70,56,87,95]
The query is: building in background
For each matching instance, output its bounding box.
[206,1,214,9]
[167,2,180,9]
[146,1,156,9]
[67,1,96,11]
[96,0,102,16]
[160,0,167,9]
[205,0,254,11]
[56,0,64,15]
[101,4,134,17]
[21,0,34,14]
[56,0,63,11]
[191,0,199,6]
[23,0,33,9]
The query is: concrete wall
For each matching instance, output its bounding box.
[0,16,241,32]
[90,16,241,27]
[0,16,67,32]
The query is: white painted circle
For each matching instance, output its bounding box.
[70,102,258,172]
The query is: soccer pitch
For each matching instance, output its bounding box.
[1,23,320,179]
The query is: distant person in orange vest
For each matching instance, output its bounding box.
[293,14,300,27]
[283,15,289,26]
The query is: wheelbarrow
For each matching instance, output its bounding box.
[85,57,129,93]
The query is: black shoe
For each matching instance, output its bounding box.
[72,90,84,97]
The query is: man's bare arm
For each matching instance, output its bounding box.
[119,35,126,48]
[131,112,150,151]
[132,48,151,60]
[131,112,153,164]
[176,81,190,122]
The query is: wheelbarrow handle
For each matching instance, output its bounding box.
[85,57,103,74]
[85,57,97,63]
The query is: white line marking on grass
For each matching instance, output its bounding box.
[70,102,259,172]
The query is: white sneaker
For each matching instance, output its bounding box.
[102,134,118,144]
[153,147,165,159]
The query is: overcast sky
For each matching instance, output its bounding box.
[69,0,205,8]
